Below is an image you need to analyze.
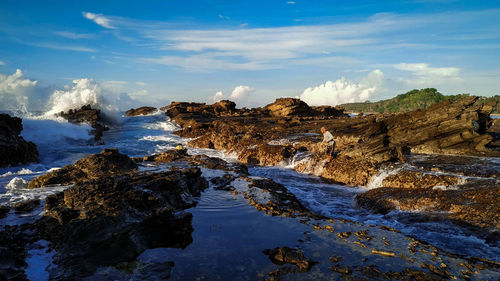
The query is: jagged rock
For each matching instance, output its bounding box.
[28,148,138,188]
[263,246,317,271]
[124,106,157,117]
[356,183,500,230]
[13,199,40,214]
[264,98,311,117]
[35,164,208,279]
[0,114,39,168]
[56,104,109,142]
[381,171,462,189]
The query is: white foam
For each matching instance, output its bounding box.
[0,168,35,178]
[140,135,178,142]
[43,78,118,120]
[365,168,401,189]
[5,177,29,189]
[143,121,179,132]
[432,185,459,191]
[21,118,93,145]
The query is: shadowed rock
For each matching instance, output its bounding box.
[0,113,39,168]
[56,104,109,142]
[28,148,138,188]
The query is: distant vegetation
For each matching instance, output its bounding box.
[339,88,500,114]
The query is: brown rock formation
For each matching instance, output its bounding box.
[0,113,39,168]
[28,148,137,188]
[124,106,157,117]
[56,104,109,142]
[28,149,208,279]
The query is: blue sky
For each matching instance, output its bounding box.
[1,0,499,109]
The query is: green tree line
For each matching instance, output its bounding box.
[339,88,500,114]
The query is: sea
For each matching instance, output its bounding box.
[1,105,499,279]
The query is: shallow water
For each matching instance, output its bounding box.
[1,112,499,279]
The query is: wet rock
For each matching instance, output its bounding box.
[124,106,157,117]
[0,225,33,280]
[238,144,296,166]
[263,247,317,271]
[35,166,207,279]
[247,178,324,219]
[356,183,500,230]
[0,113,39,168]
[381,170,463,189]
[56,104,109,142]
[13,199,40,214]
[0,206,10,219]
[28,148,138,188]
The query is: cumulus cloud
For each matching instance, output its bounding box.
[0,69,38,112]
[209,86,255,106]
[83,12,115,29]
[299,70,384,106]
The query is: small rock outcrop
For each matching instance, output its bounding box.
[124,106,157,117]
[56,104,109,142]
[28,148,137,188]
[264,98,311,117]
[0,113,39,168]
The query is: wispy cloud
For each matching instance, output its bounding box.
[77,9,500,72]
[393,63,462,86]
[32,42,97,53]
[83,12,115,29]
[0,61,5,66]
[54,31,95,39]
[287,1,296,4]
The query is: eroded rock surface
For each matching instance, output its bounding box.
[163,97,500,231]
[0,113,38,168]
[28,148,137,188]
[25,149,208,279]
[125,106,157,117]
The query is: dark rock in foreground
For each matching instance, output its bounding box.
[56,104,109,142]
[28,149,208,279]
[125,106,157,117]
[28,148,137,188]
[0,113,38,168]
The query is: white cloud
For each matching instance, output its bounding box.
[0,69,37,94]
[101,80,129,92]
[299,70,384,106]
[393,63,462,86]
[210,91,225,103]
[54,31,94,39]
[394,63,460,78]
[0,69,38,112]
[0,61,5,66]
[209,86,255,106]
[230,85,254,101]
[135,81,148,86]
[32,42,97,53]
[287,1,296,4]
[83,12,115,29]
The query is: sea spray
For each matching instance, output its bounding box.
[365,167,401,189]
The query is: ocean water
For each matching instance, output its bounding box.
[1,111,499,278]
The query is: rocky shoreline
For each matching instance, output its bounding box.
[163,97,500,232]
[1,148,499,280]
